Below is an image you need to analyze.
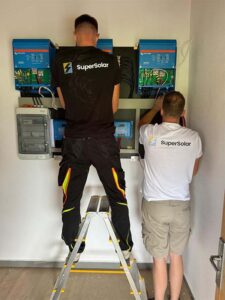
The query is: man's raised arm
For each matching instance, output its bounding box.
[57,87,65,109]
[112,84,120,114]
[138,96,163,128]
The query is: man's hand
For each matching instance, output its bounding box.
[152,95,164,112]
[138,95,164,128]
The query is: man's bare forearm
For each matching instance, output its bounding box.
[112,84,120,113]
[138,96,163,128]
[138,107,159,128]
[57,87,65,109]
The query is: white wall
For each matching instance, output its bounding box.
[184,0,225,299]
[0,0,191,263]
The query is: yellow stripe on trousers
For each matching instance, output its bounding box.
[62,207,75,214]
[112,168,126,198]
[62,168,72,203]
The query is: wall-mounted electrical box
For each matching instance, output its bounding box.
[50,118,67,153]
[114,111,136,152]
[17,98,154,159]
[114,99,154,158]
[13,39,56,92]
[96,39,113,54]
[16,107,51,159]
[138,39,177,97]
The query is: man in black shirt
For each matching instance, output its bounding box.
[52,14,133,261]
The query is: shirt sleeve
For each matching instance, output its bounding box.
[51,55,60,88]
[113,55,121,85]
[195,133,203,159]
[139,125,149,144]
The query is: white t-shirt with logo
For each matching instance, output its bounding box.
[139,122,202,201]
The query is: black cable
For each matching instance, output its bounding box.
[33,97,37,106]
[119,56,134,98]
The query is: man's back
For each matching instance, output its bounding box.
[139,91,202,300]
[52,46,120,138]
[54,14,133,261]
[140,122,202,200]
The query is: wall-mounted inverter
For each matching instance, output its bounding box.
[13,39,55,92]
[138,39,177,97]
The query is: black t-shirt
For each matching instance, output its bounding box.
[51,46,121,138]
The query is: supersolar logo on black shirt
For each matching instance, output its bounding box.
[63,62,73,74]
[77,62,109,71]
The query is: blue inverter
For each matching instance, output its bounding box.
[97,39,113,54]
[12,39,56,91]
[138,39,177,97]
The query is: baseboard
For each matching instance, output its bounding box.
[183,277,195,300]
[0,260,151,270]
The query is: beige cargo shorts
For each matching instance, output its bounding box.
[142,199,191,258]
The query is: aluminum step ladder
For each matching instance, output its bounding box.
[50,195,148,300]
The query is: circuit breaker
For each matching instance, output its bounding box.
[138,39,177,97]
[13,39,55,92]
[16,108,51,159]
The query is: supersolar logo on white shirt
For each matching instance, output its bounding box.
[160,140,191,147]
[77,62,109,71]
[147,136,192,147]
[147,135,157,146]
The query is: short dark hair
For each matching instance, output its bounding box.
[162,91,185,118]
[74,14,98,31]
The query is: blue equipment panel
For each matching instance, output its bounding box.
[138,39,177,97]
[114,121,133,139]
[12,39,56,90]
[53,119,67,141]
[97,39,113,54]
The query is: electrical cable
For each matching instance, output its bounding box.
[176,40,191,67]
[153,68,169,100]
[32,97,37,107]
[38,86,57,110]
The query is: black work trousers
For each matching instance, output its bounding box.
[58,136,133,251]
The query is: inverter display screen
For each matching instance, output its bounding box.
[114,121,133,139]
[53,120,66,141]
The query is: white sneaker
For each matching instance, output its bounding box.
[66,252,81,265]
[122,249,131,260]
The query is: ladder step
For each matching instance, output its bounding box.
[87,196,100,212]
[99,196,110,212]
[74,238,86,242]
[70,269,125,274]
[52,289,64,293]
[109,237,120,243]
[130,291,142,295]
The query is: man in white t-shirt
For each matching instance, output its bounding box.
[139,91,202,300]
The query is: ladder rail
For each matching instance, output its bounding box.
[130,258,149,300]
[50,213,93,300]
[101,213,142,300]
[139,276,149,300]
